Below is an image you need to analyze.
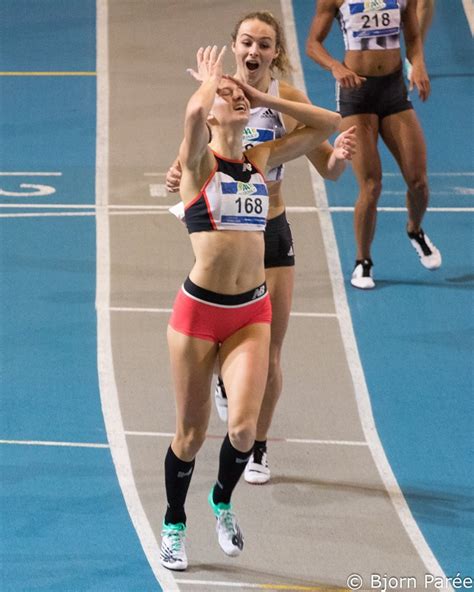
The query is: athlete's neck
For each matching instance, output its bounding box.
[209,129,244,161]
[234,69,273,94]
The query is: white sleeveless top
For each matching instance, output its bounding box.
[337,0,406,51]
[242,79,286,182]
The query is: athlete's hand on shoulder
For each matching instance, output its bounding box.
[409,63,430,101]
[331,62,366,88]
[166,160,182,193]
[187,45,227,85]
[222,75,267,108]
[333,125,356,161]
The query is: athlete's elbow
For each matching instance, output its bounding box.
[185,100,207,127]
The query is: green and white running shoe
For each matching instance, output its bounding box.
[208,488,244,557]
[160,522,187,571]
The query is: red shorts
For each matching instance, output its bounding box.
[169,277,272,343]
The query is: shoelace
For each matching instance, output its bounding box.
[218,509,237,535]
[165,530,184,552]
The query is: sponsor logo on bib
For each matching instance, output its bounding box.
[243,127,260,142]
[364,0,386,10]
[237,181,257,196]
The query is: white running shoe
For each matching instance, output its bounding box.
[160,522,188,571]
[244,448,270,484]
[351,259,375,289]
[208,488,244,557]
[408,228,442,270]
[214,376,228,422]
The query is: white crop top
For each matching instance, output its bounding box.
[337,0,406,51]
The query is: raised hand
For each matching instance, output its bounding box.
[222,74,267,107]
[187,45,226,85]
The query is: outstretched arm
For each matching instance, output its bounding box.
[226,74,340,170]
[179,45,226,169]
[307,126,356,181]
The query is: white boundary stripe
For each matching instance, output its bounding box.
[462,0,474,35]
[383,172,474,177]
[174,579,344,591]
[0,203,172,209]
[107,306,337,318]
[0,212,97,218]
[280,2,452,590]
[328,207,474,213]
[2,203,471,213]
[124,430,366,446]
[0,439,109,448]
[0,172,63,176]
[95,3,179,591]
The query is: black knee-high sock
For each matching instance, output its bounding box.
[164,445,195,525]
[213,433,253,505]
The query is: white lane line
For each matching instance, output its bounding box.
[462,0,474,35]
[95,3,179,591]
[1,203,471,212]
[0,203,171,209]
[0,172,63,176]
[281,1,452,590]
[328,207,474,213]
[0,439,109,449]
[174,579,344,591]
[383,172,474,177]
[0,212,97,218]
[124,431,366,447]
[2,207,472,219]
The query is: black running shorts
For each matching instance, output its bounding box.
[264,210,295,268]
[336,68,413,119]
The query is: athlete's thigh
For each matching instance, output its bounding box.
[380,109,427,182]
[167,326,218,426]
[218,323,271,424]
[342,114,382,183]
[265,265,294,350]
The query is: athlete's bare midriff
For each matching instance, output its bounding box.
[344,48,403,76]
[189,230,265,294]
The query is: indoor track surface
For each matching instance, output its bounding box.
[1,1,473,591]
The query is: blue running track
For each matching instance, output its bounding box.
[1,1,472,590]
[0,1,160,590]
[293,0,474,583]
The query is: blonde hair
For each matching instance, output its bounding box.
[231,11,293,77]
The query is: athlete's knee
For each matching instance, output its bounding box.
[174,425,207,458]
[358,177,382,203]
[407,175,429,199]
[228,422,256,453]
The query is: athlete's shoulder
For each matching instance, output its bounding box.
[278,80,310,104]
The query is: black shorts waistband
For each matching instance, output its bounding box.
[266,210,288,232]
[353,67,403,82]
[183,277,267,306]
